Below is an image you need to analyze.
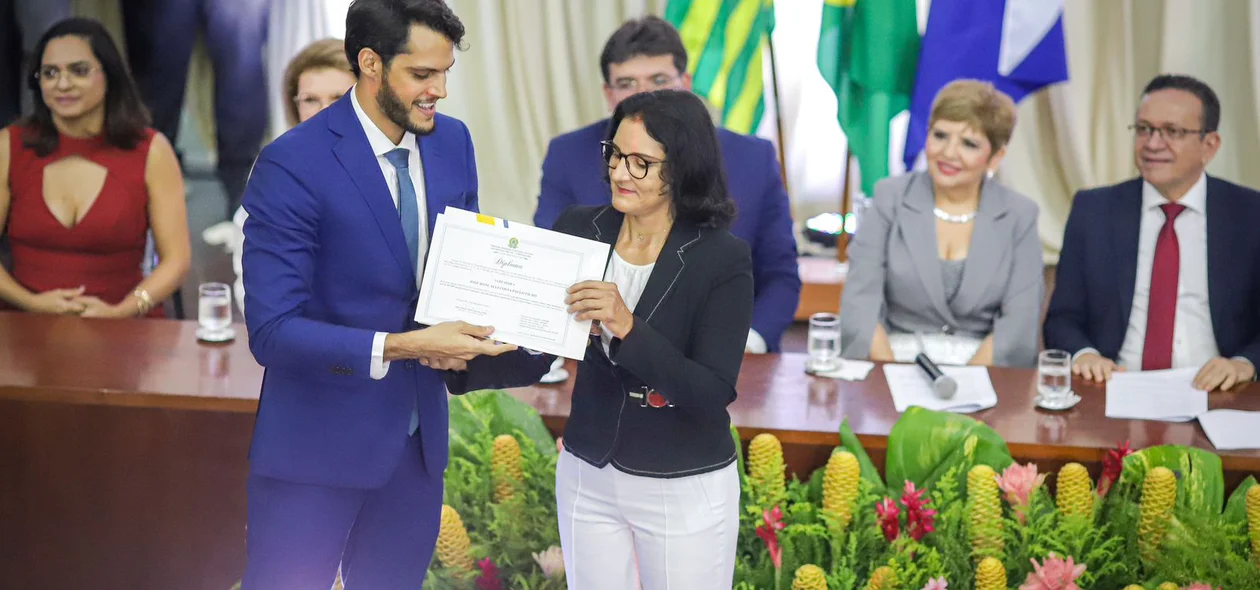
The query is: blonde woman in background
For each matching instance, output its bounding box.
[205,38,353,313]
[839,80,1044,368]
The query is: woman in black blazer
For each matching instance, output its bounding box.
[449,89,753,589]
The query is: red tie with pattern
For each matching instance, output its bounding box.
[1142,203,1186,370]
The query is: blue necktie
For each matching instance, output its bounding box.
[384,148,421,277]
[385,148,422,436]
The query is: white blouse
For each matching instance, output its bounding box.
[601,250,655,357]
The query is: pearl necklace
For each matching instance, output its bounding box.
[933,207,977,224]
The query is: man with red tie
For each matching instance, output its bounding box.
[1044,74,1260,391]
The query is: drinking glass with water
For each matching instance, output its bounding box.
[807,312,840,372]
[1037,349,1072,408]
[197,282,235,342]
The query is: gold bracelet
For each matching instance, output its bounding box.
[133,288,154,315]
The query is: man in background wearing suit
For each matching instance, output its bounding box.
[240,1,522,587]
[1044,74,1260,391]
[534,16,800,353]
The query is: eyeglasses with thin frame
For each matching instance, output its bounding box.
[35,62,98,84]
[609,74,681,93]
[1129,123,1208,142]
[601,140,665,180]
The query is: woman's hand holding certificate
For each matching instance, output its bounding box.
[415,208,610,360]
[566,281,634,339]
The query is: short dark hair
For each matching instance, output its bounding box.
[1142,74,1220,133]
[23,18,150,157]
[599,16,687,85]
[344,0,466,77]
[605,90,735,228]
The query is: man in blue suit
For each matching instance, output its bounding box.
[240,1,533,587]
[534,16,801,353]
[1044,75,1259,391]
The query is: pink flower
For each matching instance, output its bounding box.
[476,558,503,590]
[1182,584,1217,590]
[755,506,786,569]
[875,496,900,541]
[1018,553,1086,590]
[1098,440,1134,497]
[921,577,948,590]
[900,481,937,541]
[997,462,1047,522]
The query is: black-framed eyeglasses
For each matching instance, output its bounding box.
[601,140,664,180]
[1129,123,1208,142]
[35,62,97,84]
[609,74,681,93]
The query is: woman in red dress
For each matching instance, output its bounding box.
[0,18,189,318]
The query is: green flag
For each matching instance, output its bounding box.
[665,0,775,135]
[818,0,920,196]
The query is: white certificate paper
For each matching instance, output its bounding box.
[415,207,610,359]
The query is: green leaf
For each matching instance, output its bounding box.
[1224,476,1257,524]
[1121,445,1224,517]
[449,390,556,461]
[884,407,1012,494]
[838,418,885,493]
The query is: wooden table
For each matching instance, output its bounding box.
[2,312,1257,589]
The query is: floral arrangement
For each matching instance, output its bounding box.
[734,406,1260,590]
[231,392,1260,589]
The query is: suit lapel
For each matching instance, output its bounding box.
[418,132,450,238]
[1113,180,1143,328]
[900,173,959,325]
[634,222,703,323]
[1205,176,1228,338]
[952,180,1011,317]
[328,97,413,278]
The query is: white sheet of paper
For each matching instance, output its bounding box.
[414,207,609,360]
[1197,409,1260,450]
[882,364,999,413]
[1104,367,1207,422]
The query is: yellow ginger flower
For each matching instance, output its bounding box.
[1056,462,1094,519]
[822,450,860,531]
[861,566,895,590]
[967,464,1004,558]
[975,557,1007,590]
[492,434,524,502]
[1156,583,1179,590]
[436,505,474,572]
[1120,585,1144,590]
[791,564,828,590]
[1247,485,1260,561]
[1138,467,1177,564]
[748,433,786,505]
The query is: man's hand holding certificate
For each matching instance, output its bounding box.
[416,207,610,359]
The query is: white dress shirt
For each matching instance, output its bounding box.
[1115,173,1218,371]
[349,87,429,380]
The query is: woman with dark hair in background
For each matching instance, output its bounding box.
[450,89,753,589]
[0,18,190,317]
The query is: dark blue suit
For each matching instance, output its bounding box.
[534,119,801,351]
[240,94,478,588]
[1044,176,1260,368]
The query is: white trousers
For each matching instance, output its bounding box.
[555,450,740,590]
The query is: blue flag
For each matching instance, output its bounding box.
[903,0,1068,170]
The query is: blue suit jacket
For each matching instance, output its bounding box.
[241,95,478,488]
[1044,176,1260,368]
[533,119,801,351]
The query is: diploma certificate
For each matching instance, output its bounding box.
[414,208,610,359]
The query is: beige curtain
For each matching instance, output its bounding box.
[444,0,668,224]
[1001,0,1260,262]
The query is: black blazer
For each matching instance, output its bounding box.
[1044,176,1260,368]
[448,205,754,478]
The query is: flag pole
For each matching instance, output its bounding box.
[766,36,788,193]
[836,147,853,263]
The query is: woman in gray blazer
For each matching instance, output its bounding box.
[840,80,1043,368]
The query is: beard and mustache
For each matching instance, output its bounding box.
[376,74,437,136]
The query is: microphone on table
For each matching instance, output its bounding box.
[915,353,957,399]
